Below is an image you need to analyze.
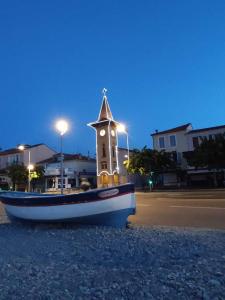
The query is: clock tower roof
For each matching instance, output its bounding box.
[98,95,113,121]
[88,89,119,128]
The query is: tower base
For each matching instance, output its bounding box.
[97,174,128,188]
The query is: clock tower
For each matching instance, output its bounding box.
[88,89,120,188]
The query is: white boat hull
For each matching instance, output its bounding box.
[0,184,136,227]
[5,193,135,221]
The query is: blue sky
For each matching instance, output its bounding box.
[1,0,225,156]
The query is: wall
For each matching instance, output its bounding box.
[187,128,225,151]
[152,127,191,168]
[23,145,56,166]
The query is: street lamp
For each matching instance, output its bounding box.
[117,123,130,163]
[18,145,34,192]
[55,119,69,194]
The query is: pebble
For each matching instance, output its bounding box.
[0,220,224,299]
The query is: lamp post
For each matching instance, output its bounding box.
[117,123,130,183]
[18,145,34,192]
[27,162,34,193]
[117,123,130,163]
[55,119,69,194]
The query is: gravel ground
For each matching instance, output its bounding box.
[0,216,225,300]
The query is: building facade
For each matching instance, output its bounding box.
[0,144,56,170]
[185,125,225,186]
[151,123,225,187]
[0,144,56,189]
[151,124,192,186]
[38,154,96,191]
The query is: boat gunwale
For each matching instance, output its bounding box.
[0,184,135,207]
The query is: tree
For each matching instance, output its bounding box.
[7,163,28,191]
[184,134,225,187]
[30,165,45,191]
[124,146,175,188]
[124,146,175,175]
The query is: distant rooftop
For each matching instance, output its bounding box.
[187,124,225,134]
[0,144,45,156]
[38,153,96,164]
[151,123,192,136]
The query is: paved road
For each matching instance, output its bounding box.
[129,189,225,229]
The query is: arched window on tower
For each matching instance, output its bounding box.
[102,143,106,157]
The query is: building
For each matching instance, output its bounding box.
[38,153,96,191]
[0,144,56,169]
[185,125,225,186]
[88,90,128,188]
[0,144,56,189]
[151,123,225,187]
[151,123,192,186]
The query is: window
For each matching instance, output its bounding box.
[209,134,214,140]
[199,136,207,142]
[101,161,107,169]
[169,135,176,147]
[112,146,115,158]
[177,152,182,164]
[192,137,199,148]
[102,144,106,157]
[58,179,66,188]
[215,134,221,139]
[159,137,165,148]
[171,151,177,162]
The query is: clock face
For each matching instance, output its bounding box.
[111,130,115,137]
[100,129,106,136]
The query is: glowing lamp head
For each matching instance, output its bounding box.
[28,164,34,171]
[55,119,69,136]
[18,145,25,151]
[117,123,126,133]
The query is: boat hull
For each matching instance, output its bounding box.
[0,184,136,228]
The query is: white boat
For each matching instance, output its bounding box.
[0,183,136,228]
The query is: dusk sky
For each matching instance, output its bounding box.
[1,0,225,156]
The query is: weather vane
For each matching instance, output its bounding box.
[102,88,107,97]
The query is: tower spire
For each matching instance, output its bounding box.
[98,88,113,121]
